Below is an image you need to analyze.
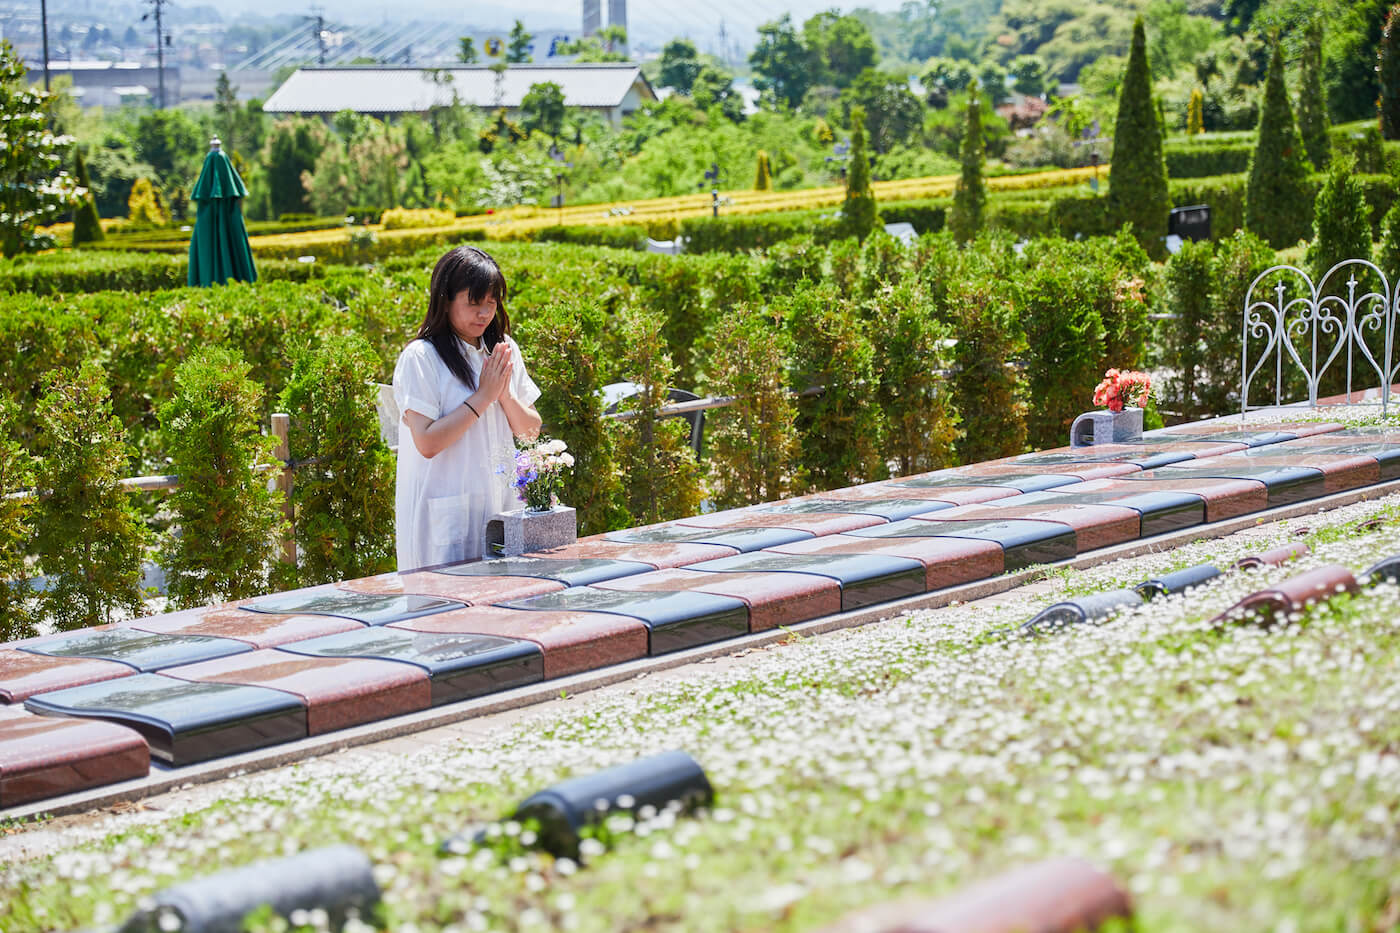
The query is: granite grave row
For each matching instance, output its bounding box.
[5,418,1400,809]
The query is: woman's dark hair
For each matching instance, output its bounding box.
[416,245,511,391]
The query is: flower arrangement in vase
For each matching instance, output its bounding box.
[1092,368,1153,413]
[511,437,574,513]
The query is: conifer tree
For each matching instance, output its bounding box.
[1304,157,1371,281]
[1187,88,1205,135]
[1245,42,1314,247]
[1378,199,1400,288]
[754,150,772,191]
[840,106,880,241]
[1106,18,1169,257]
[1297,20,1331,169]
[31,362,148,631]
[1382,4,1400,139]
[71,149,105,246]
[0,400,35,642]
[159,348,284,608]
[949,83,986,244]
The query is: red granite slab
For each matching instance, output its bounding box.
[1242,451,1380,492]
[165,650,430,735]
[946,462,1142,481]
[921,502,1140,552]
[387,606,649,680]
[825,483,1028,506]
[1164,419,1344,439]
[594,568,841,632]
[339,570,565,604]
[771,534,1005,590]
[672,510,883,535]
[1070,477,1267,522]
[0,649,133,704]
[1280,432,1400,448]
[528,538,737,569]
[983,439,1247,466]
[0,707,149,807]
[125,607,364,649]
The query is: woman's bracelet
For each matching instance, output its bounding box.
[463,399,481,419]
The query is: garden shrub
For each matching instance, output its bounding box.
[700,303,801,510]
[944,279,1027,464]
[379,207,457,230]
[756,236,825,291]
[158,347,284,607]
[1377,200,1400,287]
[31,361,148,630]
[1099,229,1153,372]
[0,251,324,295]
[126,177,167,228]
[1306,158,1372,281]
[253,224,485,264]
[1162,141,1254,178]
[879,198,948,235]
[1107,18,1169,257]
[839,106,880,242]
[514,299,628,536]
[71,150,105,247]
[1161,238,1215,420]
[856,230,909,298]
[866,279,961,476]
[530,224,647,251]
[277,334,396,585]
[949,86,987,244]
[1208,230,1279,413]
[1246,44,1315,247]
[783,284,887,491]
[1297,21,1331,170]
[823,237,864,296]
[0,399,35,641]
[1013,242,1111,450]
[678,211,841,253]
[610,304,704,526]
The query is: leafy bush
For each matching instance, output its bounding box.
[127,177,167,228]
[158,347,284,607]
[1306,158,1372,281]
[944,278,1027,464]
[783,284,886,490]
[514,299,628,535]
[701,303,801,510]
[678,211,841,253]
[1161,238,1215,420]
[530,224,647,250]
[0,399,34,641]
[1246,44,1314,247]
[867,279,961,475]
[277,334,396,585]
[610,304,704,525]
[1163,140,1254,178]
[381,207,458,230]
[31,361,148,630]
[839,106,880,242]
[949,87,986,244]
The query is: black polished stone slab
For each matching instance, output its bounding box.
[1009,445,1197,470]
[685,552,927,611]
[498,588,750,655]
[280,629,543,706]
[1009,489,1206,537]
[1134,464,1325,507]
[1144,427,1297,447]
[434,556,655,586]
[849,518,1077,571]
[602,525,813,553]
[893,472,1083,493]
[243,592,464,626]
[756,498,953,521]
[24,672,306,765]
[20,629,251,672]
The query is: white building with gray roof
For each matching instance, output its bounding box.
[262,62,655,126]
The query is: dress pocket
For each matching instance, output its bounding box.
[427,493,473,549]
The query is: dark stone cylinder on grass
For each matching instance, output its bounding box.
[1135,563,1222,600]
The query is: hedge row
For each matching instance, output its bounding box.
[0,251,328,295]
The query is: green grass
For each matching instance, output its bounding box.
[3,492,1400,932]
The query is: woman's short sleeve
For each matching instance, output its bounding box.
[393,341,441,421]
[510,337,542,408]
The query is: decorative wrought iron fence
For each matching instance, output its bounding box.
[1241,260,1398,417]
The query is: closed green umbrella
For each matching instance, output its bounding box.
[188,138,257,287]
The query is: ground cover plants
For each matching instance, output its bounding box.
[3,480,1397,932]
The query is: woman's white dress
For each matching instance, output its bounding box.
[392,335,541,571]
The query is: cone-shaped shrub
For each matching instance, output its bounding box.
[701,303,800,509]
[159,347,284,608]
[0,399,35,642]
[1246,42,1314,247]
[840,106,880,242]
[949,82,986,245]
[31,361,148,630]
[1187,88,1204,135]
[754,150,772,191]
[1297,21,1330,169]
[71,149,105,246]
[1382,4,1400,140]
[611,304,704,526]
[1107,18,1169,257]
[1305,157,1371,281]
[1378,200,1400,287]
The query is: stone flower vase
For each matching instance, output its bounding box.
[485,505,577,558]
[1070,406,1143,448]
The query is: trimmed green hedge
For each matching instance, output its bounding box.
[528,224,649,251]
[0,251,326,295]
[1163,140,1254,179]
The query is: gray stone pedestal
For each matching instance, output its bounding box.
[485,506,577,558]
[1070,407,1143,447]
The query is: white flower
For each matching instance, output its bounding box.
[543,439,568,455]
[559,453,575,468]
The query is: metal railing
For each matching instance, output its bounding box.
[1241,260,1398,417]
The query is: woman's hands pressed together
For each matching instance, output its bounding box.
[477,342,515,404]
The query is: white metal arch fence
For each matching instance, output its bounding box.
[1242,260,1398,417]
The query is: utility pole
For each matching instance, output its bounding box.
[305,7,327,65]
[142,0,168,108]
[40,0,50,90]
[717,19,728,67]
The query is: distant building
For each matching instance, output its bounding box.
[262,63,656,127]
[24,60,179,109]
